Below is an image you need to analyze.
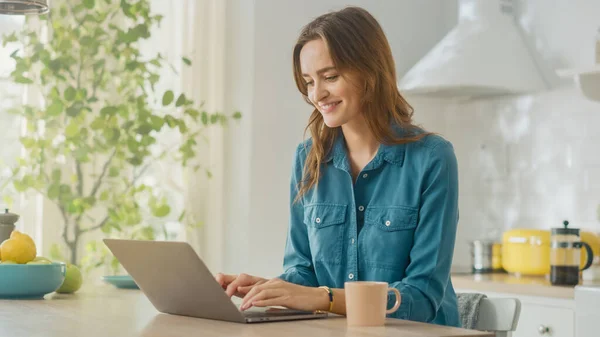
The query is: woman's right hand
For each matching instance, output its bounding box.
[215,273,268,298]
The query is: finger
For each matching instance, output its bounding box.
[237,278,267,295]
[215,273,229,288]
[226,273,254,297]
[241,289,281,311]
[252,297,286,308]
[240,282,269,309]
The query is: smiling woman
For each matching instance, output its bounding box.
[215,6,461,328]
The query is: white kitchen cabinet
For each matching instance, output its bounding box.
[512,303,573,337]
[455,289,575,337]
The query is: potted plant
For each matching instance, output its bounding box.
[1,0,239,272]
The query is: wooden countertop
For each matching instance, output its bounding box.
[452,272,600,299]
[0,284,490,337]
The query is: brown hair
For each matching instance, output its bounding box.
[293,6,430,201]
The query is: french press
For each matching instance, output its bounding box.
[550,220,594,286]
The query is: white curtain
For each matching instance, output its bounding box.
[180,0,227,272]
[147,0,228,272]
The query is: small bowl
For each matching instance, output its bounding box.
[102,275,139,289]
[0,262,66,299]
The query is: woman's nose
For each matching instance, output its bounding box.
[314,84,329,103]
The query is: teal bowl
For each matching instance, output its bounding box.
[102,275,139,289]
[0,262,66,299]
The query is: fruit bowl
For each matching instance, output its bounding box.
[0,262,66,299]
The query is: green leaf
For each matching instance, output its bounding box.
[83,0,95,9]
[9,49,19,58]
[47,101,64,116]
[175,93,186,107]
[162,90,174,106]
[48,184,60,199]
[135,124,153,135]
[100,106,118,116]
[182,57,191,66]
[150,115,164,130]
[201,111,208,125]
[65,122,80,138]
[232,111,242,120]
[15,76,33,84]
[99,190,109,201]
[64,87,76,101]
[90,117,105,130]
[20,137,35,149]
[109,167,119,177]
[51,169,62,182]
[153,204,171,217]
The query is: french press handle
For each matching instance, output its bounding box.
[576,242,594,271]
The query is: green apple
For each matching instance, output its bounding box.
[56,263,83,294]
[33,256,52,262]
[26,260,52,265]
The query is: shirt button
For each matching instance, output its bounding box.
[358,205,365,212]
[351,238,355,244]
[385,220,391,226]
[362,173,368,178]
[348,273,354,280]
[315,217,321,224]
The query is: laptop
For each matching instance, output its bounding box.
[103,239,328,323]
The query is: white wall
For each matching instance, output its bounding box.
[222,0,600,277]
[421,0,600,268]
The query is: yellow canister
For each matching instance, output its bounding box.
[492,243,503,271]
[502,229,551,276]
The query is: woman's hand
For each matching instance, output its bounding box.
[215,273,267,298]
[240,278,329,312]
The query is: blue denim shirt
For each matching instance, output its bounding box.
[278,129,460,327]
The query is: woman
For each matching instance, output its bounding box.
[216,6,460,327]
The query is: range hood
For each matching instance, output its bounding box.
[398,0,551,98]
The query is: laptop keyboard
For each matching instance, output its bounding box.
[243,309,312,318]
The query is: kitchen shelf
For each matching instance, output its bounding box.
[556,65,600,102]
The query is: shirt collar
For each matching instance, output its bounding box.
[323,127,406,170]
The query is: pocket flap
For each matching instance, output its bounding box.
[365,206,418,232]
[303,204,347,228]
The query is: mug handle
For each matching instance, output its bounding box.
[386,288,401,314]
[580,242,594,271]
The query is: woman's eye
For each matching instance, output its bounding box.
[305,81,314,86]
[325,75,339,81]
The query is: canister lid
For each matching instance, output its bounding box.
[0,208,19,225]
[551,220,580,235]
[503,228,550,246]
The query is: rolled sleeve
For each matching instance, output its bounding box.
[278,145,319,287]
[388,141,459,322]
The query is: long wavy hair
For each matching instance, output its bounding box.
[293,6,430,200]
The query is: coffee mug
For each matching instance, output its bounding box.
[345,281,401,326]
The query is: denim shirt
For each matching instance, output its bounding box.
[278,129,460,327]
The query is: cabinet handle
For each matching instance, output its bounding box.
[538,325,551,335]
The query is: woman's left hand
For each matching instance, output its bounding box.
[240,278,328,312]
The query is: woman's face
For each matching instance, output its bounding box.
[300,38,362,128]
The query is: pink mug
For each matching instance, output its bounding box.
[345,281,401,326]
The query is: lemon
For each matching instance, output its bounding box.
[10,230,36,247]
[0,231,36,264]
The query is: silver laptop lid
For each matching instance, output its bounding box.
[103,239,247,323]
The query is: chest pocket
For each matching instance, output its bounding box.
[365,206,417,232]
[303,204,347,264]
[362,206,418,270]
